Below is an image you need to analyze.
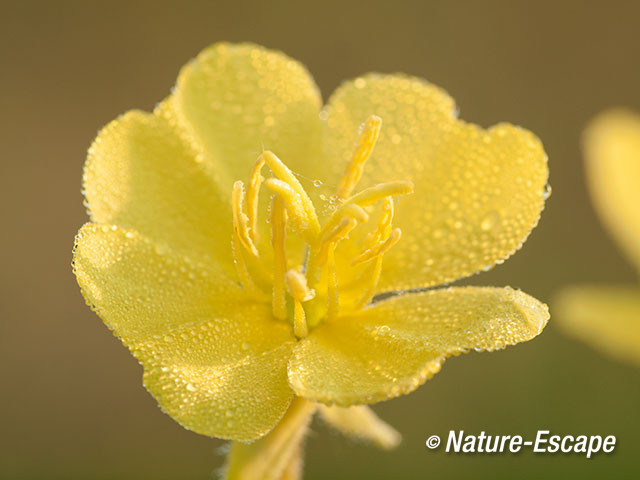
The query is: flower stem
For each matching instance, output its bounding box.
[224,397,317,480]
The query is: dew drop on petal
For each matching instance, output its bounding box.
[480,210,501,231]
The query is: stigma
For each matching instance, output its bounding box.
[230,115,413,338]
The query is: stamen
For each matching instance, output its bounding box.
[264,178,309,234]
[375,197,395,240]
[285,269,316,302]
[352,198,395,308]
[345,180,414,207]
[261,151,320,236]
[351,228,402,266]
[354,256,384,309]
[326,247,339,321]
[271,195,288,320]
[231,181,259,257]
[336,115,382,200]
[285,270,315,338]
[319,203,369,242]
[312,217,358,270]
[292,300,308,338]
[245,160,265,245]
[230,233,266,300]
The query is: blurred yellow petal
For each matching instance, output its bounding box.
[73,223,295,440]
[83,111,234,273]
[165,42,324,194]
[322,74,549,290]
[555,285,640,367]
[318,405,401,449]
[584,109,640,269]
[288,286,548,405]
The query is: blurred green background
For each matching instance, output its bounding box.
[1,1,639,478]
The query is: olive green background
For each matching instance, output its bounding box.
[1,1,639,478]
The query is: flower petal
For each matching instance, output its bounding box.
[322,74,549,290]
[583,109,640,269]
[555,285,640,367]
[83,110,234,273]
[165,42,324,192]
[288,286,548,405]
[73,223,296,441]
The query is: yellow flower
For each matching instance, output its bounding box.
[73,43,550,447]
[555,109,640,366]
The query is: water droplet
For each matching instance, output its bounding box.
[480,211,500,231]
[312,179,323,188]
[373,325,391,335]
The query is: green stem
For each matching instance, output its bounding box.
[224,397,317,480]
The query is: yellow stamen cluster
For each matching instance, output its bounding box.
[230,115,413,338]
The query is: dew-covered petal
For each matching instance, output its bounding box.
[83,110,234,273]
[322,74,549,290]
[555,285,640,367]
[165,42,324,194]
[583,109,640,270]
[318,405,401,449]
[73,223,296,440]
[288,286,549,406]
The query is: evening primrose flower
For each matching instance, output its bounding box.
[73,42,549,477]
[556,109,640,366]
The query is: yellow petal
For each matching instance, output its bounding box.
[83,110,234,273]
[318,405,401,449]
[323,74,549,291]
[554,285,640,367]
[73,223,296,441]
[583,109,640,269]
[165,42,324,194]
[288,286,549,405]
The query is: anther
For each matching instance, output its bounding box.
[345,180,414,207]
[336,115,382,200]
[368,197,394,245]
[271,195,288,320]
[319,203,369,241]
[285,269,316,302]
[245,160,265,245]
[264,178,309,233]
[312,217,358,269]
[351,228,402,266]
[261,151,320,236]
[231,181,259,257]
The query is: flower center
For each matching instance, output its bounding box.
[230,115,413,338]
